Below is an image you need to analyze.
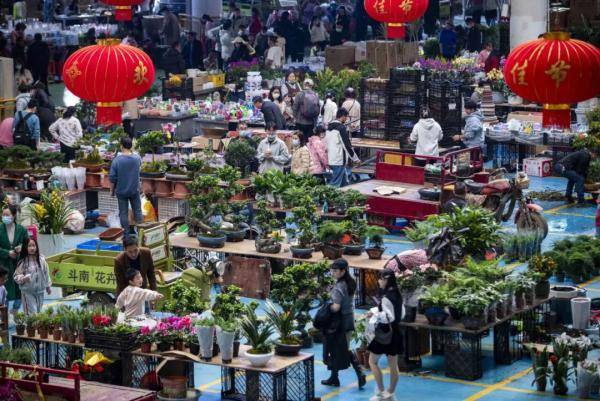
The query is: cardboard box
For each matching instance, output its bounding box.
[524,157,553,177]
[325,45,356,72]
[507,111,543,124]
[192,76,210,91]
[367,40,419,79]
[191,136,222,151]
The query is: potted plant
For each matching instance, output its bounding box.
[25,314,37,337]
[529,255,556,299]
[154,321,175,352]
[173,330,186,351]
[52,315,63,341]
[160,280,209,316]
[420,285,449,326]
[342,207,368,256]
[216,319,236,363]
[212,286,246,357]
[404,220,437,249]
[1,145,35,177]
[139,326,154,353]
[264,301,302,357]
[14,312,26,336]
[550,336,573,396]
[218,200,250,242]
[37,314,52,339]
[136,130,167,178]
[254,200,282,254]
[240,314,274,367]
[397,270,425,323]
[224,139,256,182]
[196,317,216,361]
[578,360,598,399]
[456,292,489,330]
[352,315,370,370]
[530,347,550,392]
[365,226,389,260]
[186,330,200,355]
[317,221,348,259]
[286,196,319,259]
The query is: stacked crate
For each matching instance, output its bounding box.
[428,80,463,142]
[386,68,428,141]
[157,197,190,222]
[360,78,389,139]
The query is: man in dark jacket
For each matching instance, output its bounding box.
[27,33,50,88]
[253,96,286,130]
[465,18,482,52]
[114,236,157,297]
[183,32,204,69]
[555,149,597,204]
[162,42,186,76]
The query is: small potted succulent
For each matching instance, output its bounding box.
[240,313,274,367]
[317,221,348,260]
[287,196,319,259]
[365,226,389,260]
[254,200,282,254]
[264,301,302,357]
[196,317,216,361]
[14,312,26,336]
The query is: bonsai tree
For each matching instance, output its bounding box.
[212,285,245,324]
[136,130,167,174]
[1,145,35,170]
[29,151,64,173]
[161,280,208,315]
[366,226,388,249]
[317,221,348,247]
[264,300,301,346]
[286,195,319,249]
[341,189,367,207]
[76,131,105,166]
[254,200,280,238]
[221,200,250,232]
[224,139,256,179]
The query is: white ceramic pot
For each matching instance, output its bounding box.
[216,328,236,362]
[244,350,274,367]
[492,91,505,104]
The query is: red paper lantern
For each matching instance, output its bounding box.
[100,0,144,21]
[364,0,429,39]
[503,32,600,128]
[62,39,155,125]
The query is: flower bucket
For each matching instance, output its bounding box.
[571,297,591,330]
[216,329,235,363]
[74,167,86,190]
[197,326,214,361]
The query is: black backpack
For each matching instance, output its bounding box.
[13,111,34,146]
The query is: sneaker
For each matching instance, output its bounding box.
[370,392,384,401]
[382,392,397,401]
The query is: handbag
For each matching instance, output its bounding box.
[374,303,393,345]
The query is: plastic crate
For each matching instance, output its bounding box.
[428,80,462,99]
[157,198,190,221]
[77,239,123,252]
[67,191,86,214]
[97,191,119,215]
[84,328,139,352]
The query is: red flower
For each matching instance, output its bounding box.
[95,365,104,373]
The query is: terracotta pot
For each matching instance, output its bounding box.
[321,244,343,260]
[140,342,152,353]
[62,331,70,342]
[141,178,155,194]
[16,325,25,336]
[53,329,62,341]
[26,327,36,337]
[73,162,104,173]
[155,180,173,197]
[85,173,102,188]
[38,328,48,339]
[101,174,111,189]
[68,334,76,343]
[172,181,190,199]
[174,340,185,351]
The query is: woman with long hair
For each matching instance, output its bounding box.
[49,106,83,163]
[322,259,366,389]
[366,268,403,401]
[321,91,338,128]
[0,205,29,315]
[14,237,52,315]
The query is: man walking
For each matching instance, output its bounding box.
[293,78,321,140]
[109,137,143,235]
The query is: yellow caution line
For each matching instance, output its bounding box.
[552,212,595,219]
[198,378,222,391]
[505,262,522,271]
[461,367,532,401]
[544,204,573,214]
[580,276,600,288]
[502,386,580,399]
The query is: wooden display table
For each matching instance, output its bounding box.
[131,345,315,401]
[398,297,552,381]
[50,377,155,401]
[351,138,401,151]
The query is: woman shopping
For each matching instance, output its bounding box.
[322,259,366,389]
[0,205,29,315]
[366,268,403,401]
[14,237,52,315]
[49,106,83,163]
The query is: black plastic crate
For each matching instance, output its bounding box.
[84,328,139,352]
[428,80,462,99]
[387,95,420,108]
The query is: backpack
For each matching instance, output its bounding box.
[13,111,34,146]
[301,91,320,120]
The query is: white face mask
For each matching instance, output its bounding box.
[2,216,13,225]
[273,93,280,99]
[268,134,276,142]
[292,139,300,147]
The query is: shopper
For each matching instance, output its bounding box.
[109,137,143,235]
[484,49,501,74]
[265,35,284,69]
[10,23,26,47]
[439,21,457,59]
[293,78,320,139]
[484,0,500,26]
[14,237,51,315]
[330,6,351,45]
[442,181,468,214]
[49,106,83,163]
[162,42,186,76]
[465,18,482,52]
[555,149,596,205]
[275,11,295,60]
[366,268,403,401]
[0,205,28,316]
[307,125,329,183]
[249,7,263,39]
[325,108,358,187]
[160,7,181,46]
[0,268,8,308]
[122,98,140,138]
[116,268,163,318]
[12,99,40,150]
[291,133,311,174]
[121,31,138,46]
[269,87,286,116]
[114,236,157,297]
[309,15,328,50]
[256,122,291,173]
[321,91,338,128]
[11,37,27,67]
[409,107,444,157]
[15,84,31,113]
[15,64,33,87]
[477,42,493,69]
[253,96,286,130]
[341,88,361,137]
[183,32,204,70]
[281,71,302,98]
[453,100,483,149]
[322,259,366,389]
[219,20,235,65]
[229,36,256,63]
[469,0,484,23]
[26,34,50,88]
[31,82,56,141]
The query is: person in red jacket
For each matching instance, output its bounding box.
[484,49,501,73]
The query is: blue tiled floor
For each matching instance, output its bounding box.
[15,174,600,401]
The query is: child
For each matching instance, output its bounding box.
[14,238,52,315]
[116,268,163,318]
[0,267,8,308]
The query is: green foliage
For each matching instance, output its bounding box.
[212,286,245,324]
[14,312,26,326]
[588,159,600,183]
[313,66,373,101]
[224,139,257,178]
[420,284,450,308]
[264,300,300,344]
[423,38,440,58]
[0,347,33,365]
[529,255,556,280]
[254,200,280,237]
[161,280,208,315]
[240,315,274,354]
[404,219,437,244]
[286,196,319,247]
[317,221,348,245]
[141,160,167,173]
[136,131,166,161]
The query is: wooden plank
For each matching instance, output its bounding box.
[12,334,85,348]
[343,179,439,205]
[351,138,400,151]
[49,377,155,401]
[170,235,389,271]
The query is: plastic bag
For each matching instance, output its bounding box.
[65,210,85,233]
[106,212,122,228]
[74,167,86,190]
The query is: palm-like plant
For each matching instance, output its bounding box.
[240,315,274,355]
[264,301,300,345]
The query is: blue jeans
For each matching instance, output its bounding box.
[329,165,348,188]
[117,194,143,234]
[563,169,585,202]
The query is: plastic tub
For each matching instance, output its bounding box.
[99,228,124,241]
[76,239,123,252]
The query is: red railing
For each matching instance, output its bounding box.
[0,362,80,401]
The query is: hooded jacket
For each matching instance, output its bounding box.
[463,110,484,148]
[325,120,356,166]
[410,118,444,156]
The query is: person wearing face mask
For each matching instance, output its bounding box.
[325,108,359,187]
[281,71,302,98]
[291,133,311,175]
[256,122,291,173]
[253,96,286,130]
[0,204,29,315]
[114,236,157,298]
[269,86,286,115]
[307,125,329,183]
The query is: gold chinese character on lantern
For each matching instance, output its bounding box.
[545,60,570,88]
[399,0,413,12]
[133,61,149,85]
[510,60,528,86]
[374,0,387,14]
[65,61,82,84]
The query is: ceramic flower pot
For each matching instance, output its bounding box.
[275,341,302,357]
[290,246,314,259]
[38,328,48,339]
[343,244,365,256]
[321,244,343,260]
[197,326,215,361]
[216,329,236,363]
[141,178,155,194]
[219,228,248,242]
[366,247,386,260]
[85,173,102,188]
[244,350,274,367]
[53,328,62,341]
[197,234,227,248]
[255,238,282,254]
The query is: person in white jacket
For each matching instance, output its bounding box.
[13,238,52,315]
[321,92,338,128]
[409,108,444,157]
[116,268,164,318]
[309,16,329,50]
[220,20,234,63]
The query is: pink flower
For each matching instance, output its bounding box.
[141,326,152,335]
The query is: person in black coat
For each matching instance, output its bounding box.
[162,42,186,76]
[465,18,482,52]
[253,96,286,130]
[27,33,50,88]
[183,32,204,70]
[555,149,597,205]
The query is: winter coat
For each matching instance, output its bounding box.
[0,223,28,301]
[341,99,361,134]
[291,146,311,175]
[463,111,484,148]
[261,100,286,130]
[257,138,291,173]
[14,255,51,294]
[307,136,328,174]
[321,99,338,127]
[15,93,30,112]
[325,120,356,166]
[410,118,444,156]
